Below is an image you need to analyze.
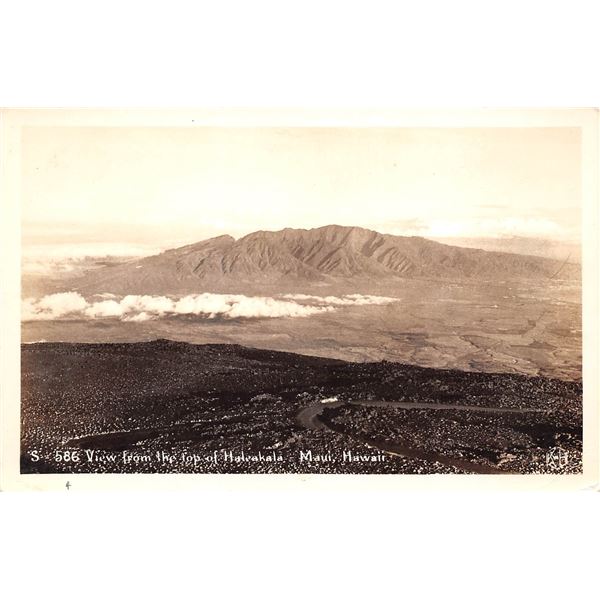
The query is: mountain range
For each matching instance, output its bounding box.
[65,225,579,296]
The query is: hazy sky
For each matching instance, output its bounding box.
[22,126,581,256]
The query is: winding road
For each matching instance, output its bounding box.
[67,397,546,475]
[296,399,546,474]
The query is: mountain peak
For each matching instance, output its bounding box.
[70,224,580,296]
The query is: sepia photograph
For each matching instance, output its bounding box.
[1,109,598,487]
[2,5,600,600]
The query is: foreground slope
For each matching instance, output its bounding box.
[21,340,582,475]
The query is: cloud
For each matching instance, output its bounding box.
[84,300,125,318]
[226,296,328,318]
[22,292,397,322]
[281,293,396,306]
[23,292,89,320]
[121,295,175,315]
[169,293,331,319]
[37,292,88,315]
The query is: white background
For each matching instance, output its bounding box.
[1,1,599,599]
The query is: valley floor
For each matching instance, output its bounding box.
[22,278,582,381]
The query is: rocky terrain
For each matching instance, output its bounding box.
[21,340,582,475]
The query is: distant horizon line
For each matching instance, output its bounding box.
[22,222,581,246]
[21,223,581,263]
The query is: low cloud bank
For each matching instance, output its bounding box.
[281,293,395,306]
[22,292,397,322]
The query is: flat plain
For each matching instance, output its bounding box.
[22,278,581,381]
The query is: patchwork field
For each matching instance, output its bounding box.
[22,278,581,380]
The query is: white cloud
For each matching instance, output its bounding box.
[170,293,333,319]
[84,300,125,318]
[281,293,395,306]
[121,295,175,315]
[24,292,89,320]
[227,296,329,319]
[37,292,88,315]
[22,292,398,322]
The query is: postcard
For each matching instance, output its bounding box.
[1,109,597,490]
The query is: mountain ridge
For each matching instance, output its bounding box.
[66,224,580,296]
